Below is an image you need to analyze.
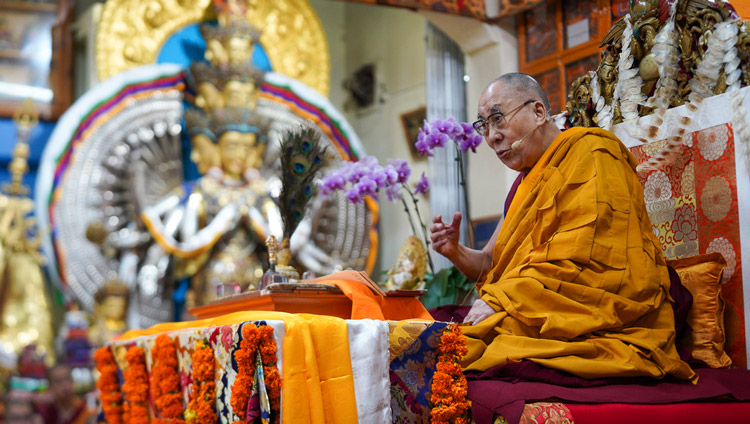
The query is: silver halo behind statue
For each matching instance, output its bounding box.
[35,64,377,327]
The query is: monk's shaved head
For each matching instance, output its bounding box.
[486,73,551,116]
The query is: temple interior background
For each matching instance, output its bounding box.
[2,0,750,422]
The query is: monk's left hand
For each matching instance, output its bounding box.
[463,298,495,325]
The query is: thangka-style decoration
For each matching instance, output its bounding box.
[94,320,282,424]
[492,403,574,424]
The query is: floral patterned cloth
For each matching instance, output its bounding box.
[388,321,449,423]
[630,123,745,368]
[493,402,574,424]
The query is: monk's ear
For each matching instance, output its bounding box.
[533,101,547,124]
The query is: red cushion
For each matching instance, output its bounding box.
[565,402,750,424]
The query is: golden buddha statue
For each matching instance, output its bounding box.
[0,100,55,364]
[89,281,129,346]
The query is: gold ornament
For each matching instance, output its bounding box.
[0,99,55,364]
[385,236,427,291]
[96,0,330,96]
[89,281,130,346]
[566,73,594,128]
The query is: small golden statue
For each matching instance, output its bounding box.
[0,99,55,364]
[385,236,428,291]
[89,281,129,346]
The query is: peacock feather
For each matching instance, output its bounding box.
[278,125,327,240]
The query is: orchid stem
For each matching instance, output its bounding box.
[400,196,419,243]
[403,184,435,275]
[454,144,474,247]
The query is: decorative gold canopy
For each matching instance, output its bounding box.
[96,0,330,96]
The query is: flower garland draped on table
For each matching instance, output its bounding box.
[231,323,282,424]
[186,339,217,424]
[94,347,124,424]
[151,334,185,423]
[430,323,471,424]
[123,346,150,424]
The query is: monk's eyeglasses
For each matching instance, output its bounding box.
[473,100,536,136]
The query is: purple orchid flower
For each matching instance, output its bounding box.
[414,172,429,195]
[346,188,363,204]
[388,159,411,183]
[385,185,403,202]
[415,116,482,156]
[355,175,378,197]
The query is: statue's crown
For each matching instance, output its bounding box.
[184,0,269,143]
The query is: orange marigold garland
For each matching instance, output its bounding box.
[430,324,471,424]
[231,323,259,423]
[230,323,282,424]
[151,334,185,423]
[258,325,282,415]
[94,347,124,424]
[123,345,151,424]
[185,339,218,424]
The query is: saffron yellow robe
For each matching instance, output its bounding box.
[461,127,696,381]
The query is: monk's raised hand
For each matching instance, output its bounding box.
[463,298,495,325]
[430,212,462,260]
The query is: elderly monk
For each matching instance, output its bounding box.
[430,73,695,381]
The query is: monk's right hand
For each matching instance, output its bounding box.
[430,212,462,260]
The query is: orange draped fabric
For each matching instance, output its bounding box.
[461,127,696,382]
[310,271,433,320]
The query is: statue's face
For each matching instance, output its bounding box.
[102,296,127,321]
[599,62,616,82]
[226,36,252,66]
[224,79,255,108]
[218,131,258,179]
[575,86,590,105]
[204,39,228,66]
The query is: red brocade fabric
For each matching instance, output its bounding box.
[629,123,745,368]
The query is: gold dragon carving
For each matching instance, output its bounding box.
[96,0,330,96]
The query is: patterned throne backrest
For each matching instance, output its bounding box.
[564,0,750,368]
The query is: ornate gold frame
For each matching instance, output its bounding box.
[96,0,330,96]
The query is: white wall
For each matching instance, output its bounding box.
[421,11,520,221]
[311,0,429,276]
[312,1,522,274]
